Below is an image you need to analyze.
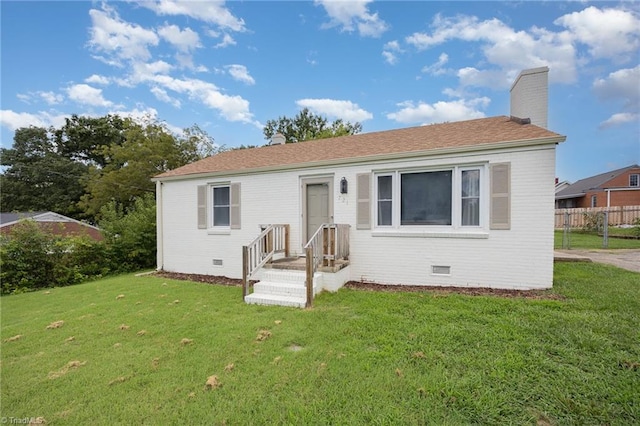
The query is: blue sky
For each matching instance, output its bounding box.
[1,1,638,183]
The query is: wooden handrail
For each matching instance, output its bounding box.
[242,224,289,298]
[303,223,350,307]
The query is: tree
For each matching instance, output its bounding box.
[79,119,210,218]
[98,192,157,272]
[54,114,128,167]
[263,108,362,143]
[0,126,87,218]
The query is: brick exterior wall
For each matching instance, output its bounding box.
[574,167,640,208]
[0,221,103,241]
[510,67,549,129]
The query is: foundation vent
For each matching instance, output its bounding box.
[432,265,451,275]
[212,259,223,267]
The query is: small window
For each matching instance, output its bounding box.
[377,175,393,226]
[461,169,480,226]
[213,186,230,227]
[630,174,639,187]
[591,195,597,207]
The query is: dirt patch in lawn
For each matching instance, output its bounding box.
[344,281,564,300]
[155,271,245,286]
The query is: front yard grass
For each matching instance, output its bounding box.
[2,264,639,424]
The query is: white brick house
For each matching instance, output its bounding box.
[153,68,565,307]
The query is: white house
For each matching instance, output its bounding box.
[153,67,565,307]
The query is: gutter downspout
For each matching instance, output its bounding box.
[156,180,164,271]
[606,188,610,208]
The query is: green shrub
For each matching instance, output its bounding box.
[582,211,604,233]
[1,220,60,294]
[98,193,156,272]
[0,221,112,294]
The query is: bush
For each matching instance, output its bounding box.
[633,217,640,238]
[99,193,156,273]
[1,220,58,294]
[582,211,605,233]
[0,221,113,295]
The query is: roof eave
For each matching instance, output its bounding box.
[153,135,566,183]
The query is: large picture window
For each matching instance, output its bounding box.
[401,171,452,225]
[373,166,483,230]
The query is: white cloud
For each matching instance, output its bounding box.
[315,0,388,38]
[405,13,577,87]
[16,93,31,104]
[225,64,255,85]
[88,6,159,66]
[66,84,113,108]
[554,6,640,62]
[140,0,246,32]
[147,74,256,124]
[599,112,639,129]
[38,91,64,105]
[421,53,449,75]
[0,110,67,131]
[158,24,201,52]
[382,40,402,65]
[296,99,373,122]
[387,97,490,125]
[150,86,181,108]
[216,33,236,49]
[593,65,640,108]
[85,74,110,85]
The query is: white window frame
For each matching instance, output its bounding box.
[372,165,487,236]
[630,174,639,188]
[211,183,231,229]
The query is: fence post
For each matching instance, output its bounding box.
[563,211,570,249]
[603,211,609,249]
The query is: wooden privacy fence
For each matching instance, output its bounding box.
[555,206,640,228]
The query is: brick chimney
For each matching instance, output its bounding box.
[510,67,549,129]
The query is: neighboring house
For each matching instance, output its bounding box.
[153,67,565,307]
[0,211,103,241]
[555,178,570,194]
[555,165,640,208]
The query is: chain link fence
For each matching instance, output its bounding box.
[556,206,640,249]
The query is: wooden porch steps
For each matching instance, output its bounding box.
[244,269,322,308]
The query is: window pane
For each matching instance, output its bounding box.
[213,186,230,227]
[378,175,392,199]
[378,201,392,226]
[462,170,479,197]
[213,186,229,205]
[401,171,452,225]
[377,176,392,226]
[462,198,479,226]
[213,207,230,226]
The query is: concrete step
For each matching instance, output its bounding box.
[244,293,307,308]
[253,281,313,298]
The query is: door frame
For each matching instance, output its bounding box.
[300,174,334,248]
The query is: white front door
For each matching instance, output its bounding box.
[306,183,330,243]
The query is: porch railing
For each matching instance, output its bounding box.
[242,224,289,298]
[304,223,350,307]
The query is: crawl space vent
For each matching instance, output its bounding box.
[432,265,451,275]
[212,259,223,267]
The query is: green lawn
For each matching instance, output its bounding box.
[555,229,640,249]
[2,265,639,425]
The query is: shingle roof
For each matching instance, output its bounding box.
[0,211,46,225]
[155,116,564,180]
[555,164,640,199]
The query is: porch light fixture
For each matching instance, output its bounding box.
[340,177,348,194]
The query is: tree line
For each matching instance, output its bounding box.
[0,109,361,293]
